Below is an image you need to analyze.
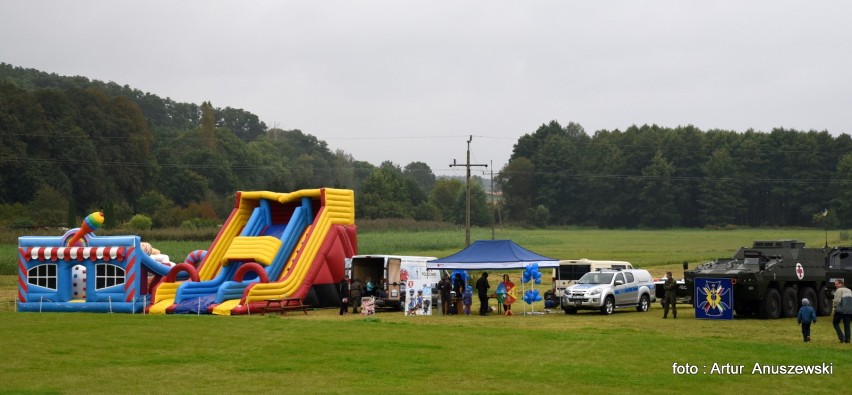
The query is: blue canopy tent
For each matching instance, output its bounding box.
[426,240,558,270]
[427,240,558,314]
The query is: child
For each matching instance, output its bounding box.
[462,285,473,315]
[797,298,817,342]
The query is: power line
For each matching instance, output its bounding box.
[3,155,851,185]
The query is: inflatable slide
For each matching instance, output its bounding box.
[148,188,357,315]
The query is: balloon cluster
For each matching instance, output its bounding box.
[523,289,543,304]
[521,263,542,284]
[451,270,470,283]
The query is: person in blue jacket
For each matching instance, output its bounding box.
[797,298,816,342]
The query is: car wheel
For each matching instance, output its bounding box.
[636,294,650,312]
[600,296,614,315]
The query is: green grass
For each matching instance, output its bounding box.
[2,227,850,393]
[0,307,849,394]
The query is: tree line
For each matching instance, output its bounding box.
[3,63,849,230]
[0,63,490,229]
[498,120,852,228]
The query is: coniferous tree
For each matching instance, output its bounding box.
[638,150,680,228]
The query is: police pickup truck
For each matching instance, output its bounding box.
[561,268,656,315]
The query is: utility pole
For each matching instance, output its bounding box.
[490,160,495,240]
[450,135,487,246]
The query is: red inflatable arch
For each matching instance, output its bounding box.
[234,262,269,283]
[165,263,199,283]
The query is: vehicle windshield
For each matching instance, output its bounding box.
[743,257,760,265]
[577,272,614,284]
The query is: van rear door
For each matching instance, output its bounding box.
[387,257,402,302]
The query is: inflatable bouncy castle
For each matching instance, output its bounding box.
[16,188,357,314]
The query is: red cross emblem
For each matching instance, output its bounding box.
[795,263,804,280]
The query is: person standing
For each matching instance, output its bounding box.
[350,277,363,314]
[364,277,374,297]
[453,273,465,296]
[462,285,472,315]
[476,272,490,316]
[338,275,350,316]
[662,271,677,319]
[452,273,466,314]
[832,279,852,343]
[797,298,817,342]
[438,274,452,315]
[500,274,515,316]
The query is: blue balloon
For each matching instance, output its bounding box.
[523,263,543,284]
[451,270,469,283]
[524,289,542,304]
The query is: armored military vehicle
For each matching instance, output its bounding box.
[684,240,834,319]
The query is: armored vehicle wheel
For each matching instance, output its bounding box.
[817,285,832,316]
[734,305,754,317]
[636,294,650,312]
[798,287,817,313]
[759,288,782,319]
[600,296,615,315]
[780,287,797,318]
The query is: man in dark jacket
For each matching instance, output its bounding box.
[338,275,350,316]
[453,273,465,296]
[438,274,452,315]
[476,272,490,316]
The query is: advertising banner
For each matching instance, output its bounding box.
[404,279,433,316]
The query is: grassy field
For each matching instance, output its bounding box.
[1,227,850,393]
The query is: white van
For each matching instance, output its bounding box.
[345,255,438,310]
[552,259,634,297]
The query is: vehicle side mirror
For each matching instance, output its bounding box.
[615,280,624,286]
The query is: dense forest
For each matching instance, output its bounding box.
[0,63,490,230]
[2,63,850,230]
[499,121,852,228]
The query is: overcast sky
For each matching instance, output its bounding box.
[2,1,851,177]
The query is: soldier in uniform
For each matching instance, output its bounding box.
[662,271,677,319]
[350,277,363,314]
